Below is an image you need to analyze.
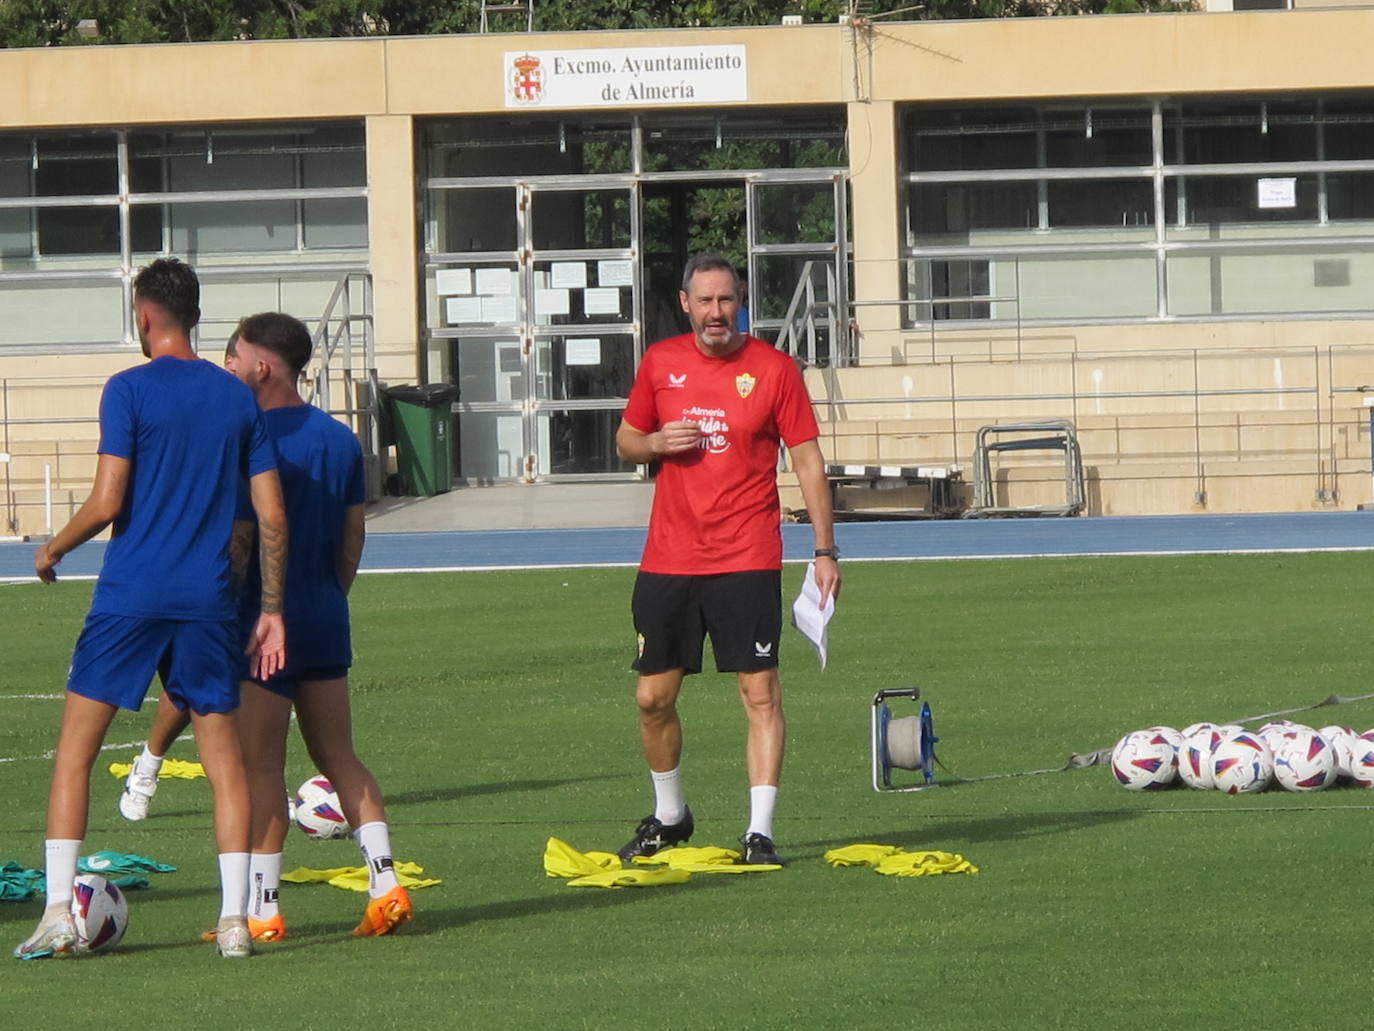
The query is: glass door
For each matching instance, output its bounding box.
[524,182,640,477]
[747,174,850,365]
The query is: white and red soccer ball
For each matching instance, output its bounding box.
[1271,730,1338,792]
[1110,729,1177,791]
[1348,731,1374,787]
[71,874,128,954]
[1178,723,1221,790]
[292,775,351,839]
[1317,725,1357,778]
[1210,731,1273,795]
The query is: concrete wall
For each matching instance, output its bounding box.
[6,13,1374,529]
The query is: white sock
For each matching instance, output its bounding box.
[134,744,164,779]
[248,853,282,921]
[43,838,82,913]
[651,767,685,825]
[354,821,399,898]
[218,852,250,920]
[747,785,778,839]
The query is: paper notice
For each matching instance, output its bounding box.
[790,561,835,670]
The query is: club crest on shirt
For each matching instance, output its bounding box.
[735,373,756,399]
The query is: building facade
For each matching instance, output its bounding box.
[3,11,1374,529]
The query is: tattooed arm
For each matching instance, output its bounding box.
[245,468,288,678]
[35,453,130,583]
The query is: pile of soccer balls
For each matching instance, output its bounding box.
[1110,721,1374,794]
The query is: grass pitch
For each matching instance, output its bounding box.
[2,552,1371,1028]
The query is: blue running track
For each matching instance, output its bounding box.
[1,511,1371,581]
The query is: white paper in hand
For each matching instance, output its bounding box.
[790,561,835,670]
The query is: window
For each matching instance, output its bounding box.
[1167,100,1317,165]
[0,121,368,352]
[906,107,1039,172]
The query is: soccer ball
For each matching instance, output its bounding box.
[1317,725,1357,778]
[1256,721,1296,753]
[1178,723,1221,790]
[1272,730,1337,792]
[1211,732,1273,794]
[1110,730,1177,790]
[1349,731,1374,787]
[293,775,351,839]
[1145,726,1183,754]
[71,874,128,954]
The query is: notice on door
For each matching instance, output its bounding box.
[566,338,602,366]
[505,46,747,109]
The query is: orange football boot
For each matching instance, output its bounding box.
[353,885,412,937]
[248,914,286,941]
[199,913,286,943]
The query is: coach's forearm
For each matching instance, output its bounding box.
[615,423,662,463]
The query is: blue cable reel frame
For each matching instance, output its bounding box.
[871,687,938,792]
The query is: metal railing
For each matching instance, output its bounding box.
[776,259,847,368]
[0,271,377,534]
[808,345,1362,510]
[304,272,381,500]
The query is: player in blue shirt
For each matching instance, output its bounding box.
[126,313,411,942]
[15,259,288,961]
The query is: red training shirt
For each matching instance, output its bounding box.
[622,333,820,575]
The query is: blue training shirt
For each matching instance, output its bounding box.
[91,356,275,622]
[239,404,366,668]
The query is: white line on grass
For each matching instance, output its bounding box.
[358,562,638,575]
[354,546,1374,576]
[0,731,194,767]
[9,545,1374,584]
[0,693,66,701]
[0,575,96,584]
[0,737,152,766]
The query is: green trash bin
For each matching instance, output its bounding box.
[385,383,457,497]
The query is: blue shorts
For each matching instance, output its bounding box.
[68,612,241,715]
[237,609,350,700]
[249,665,350,701]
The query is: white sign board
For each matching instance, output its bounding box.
[550,262,588,289]
[435,268,472,296]
[597,260,634,287]
[565,338,602,366]
[584,287,622,316]
[445,296,483,324]
[535,288,571,316]
[505,46,747,109]
[1257,177,1297,210]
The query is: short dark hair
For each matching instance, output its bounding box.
[235,312,313,377]
[132,258,200,332]
[681,253,740,294]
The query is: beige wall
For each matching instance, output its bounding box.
[364,114,422,384]
[6,13,1374,524]
[11,13,1374,130]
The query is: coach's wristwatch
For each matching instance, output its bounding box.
[813,547,841,560]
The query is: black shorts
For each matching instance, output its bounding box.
[631,570,782,675]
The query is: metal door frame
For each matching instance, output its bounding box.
[519,178,642,481]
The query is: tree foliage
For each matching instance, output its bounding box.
[0,0,1186,48]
